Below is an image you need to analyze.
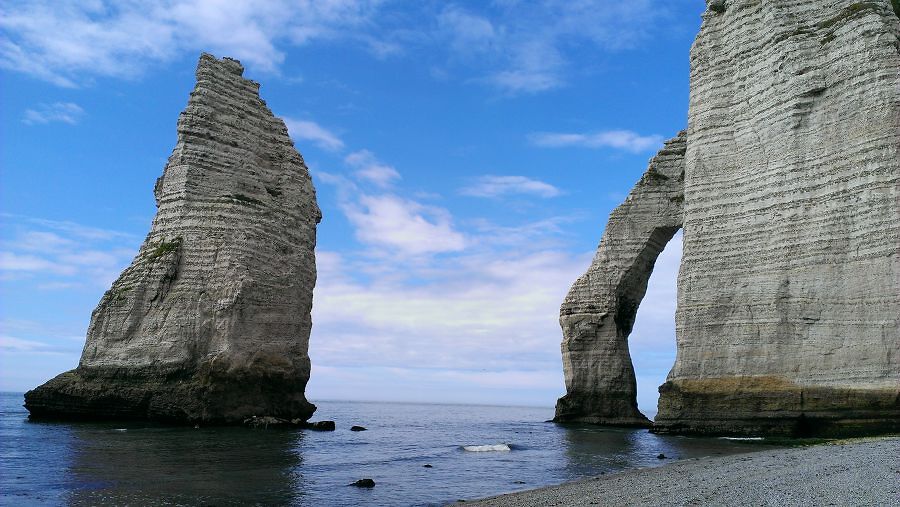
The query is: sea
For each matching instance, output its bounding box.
[0,392,780,506]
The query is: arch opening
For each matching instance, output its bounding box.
[629,231,682,421]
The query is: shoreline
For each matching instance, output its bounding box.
[459,436,900,506]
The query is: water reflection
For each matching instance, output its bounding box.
[64,423,305,506]
[560,423,778,481]
[3,395,780,507]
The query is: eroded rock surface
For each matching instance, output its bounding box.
[655,0,900,436]
[25,54,321,423]
[554,132,685,425]
[558,0,900,436]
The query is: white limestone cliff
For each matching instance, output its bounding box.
[558,0,900,436]
[25,54,321,423]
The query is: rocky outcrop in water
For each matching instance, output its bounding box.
[554,133,685,427]
[25,54,321,424]
[557,0,900,436]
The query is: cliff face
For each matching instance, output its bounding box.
[25,54,321,423]
[657,0,900,436]
[554,133,685,426]
[558,0,900,436]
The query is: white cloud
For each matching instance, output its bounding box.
[308,146,593,406]
[21,215,136,241]
[345,149,401,188]
[529,130,664,153]
[436,1,667,94]
[461,175,561,198]
[284,118,345,151]
[0,335,50,352]
[487,69,561,94]
[0,252,77,275]
[0,0,387,86]
[344,194,466,256]
[311,245,589,375]
[0,215,138,289]
[438,6,497,53]
[2,0,671,97]
[22,102,84,125]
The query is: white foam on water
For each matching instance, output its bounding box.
[719,437,764,441]
[463,444,511,452]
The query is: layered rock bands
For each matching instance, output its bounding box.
[557,0,900,437]
[25,54,321,424]
[555,132,686,427]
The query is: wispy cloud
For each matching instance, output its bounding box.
[438,6,497,54]
[0,252,78,276]
[284,118,345,151]
[2,0,670,97]
[22,102,84,125]
[461,175,561,199]
[0,215,138,289]
[345,150,400,188]
[0,335,52,352]
[436,1,667,94]
[529,130,664,153]
[312,246,589,374]
[0,0,387,86]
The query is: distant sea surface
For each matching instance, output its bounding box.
[1,392,780,506]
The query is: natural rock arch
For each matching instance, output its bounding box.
[556,0,900,437]
[554,132,685,425]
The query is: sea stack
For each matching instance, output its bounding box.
[25,54,321,423]
[557,0,900,436]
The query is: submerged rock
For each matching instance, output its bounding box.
[350,479,376,488]
[24,53,321,424]
[350,425,367,431]
[557,1,900,437]
[305,420,336,431]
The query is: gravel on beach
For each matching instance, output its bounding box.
[460,437,900,506]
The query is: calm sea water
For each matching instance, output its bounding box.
[1,392,779,506]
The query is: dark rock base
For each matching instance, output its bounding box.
[553,391,652,427]
[652,378,900,437]
[24,366,316,424]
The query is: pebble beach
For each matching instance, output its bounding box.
[462,437,900,506]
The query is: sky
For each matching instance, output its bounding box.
[0,0,706,415]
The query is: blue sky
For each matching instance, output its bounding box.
[0,0,704,414]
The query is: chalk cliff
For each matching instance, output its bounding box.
[558,0,900,436]
[555,133,685,426]
[25,54,321,423]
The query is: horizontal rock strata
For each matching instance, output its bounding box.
[558,0,899,437]
[554,132,686,426]
[25,54,321,424]
[655,0,900,436]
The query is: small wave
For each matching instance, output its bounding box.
[463,444,511,452]
[113,429,127,432]
[719,437,764,441]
